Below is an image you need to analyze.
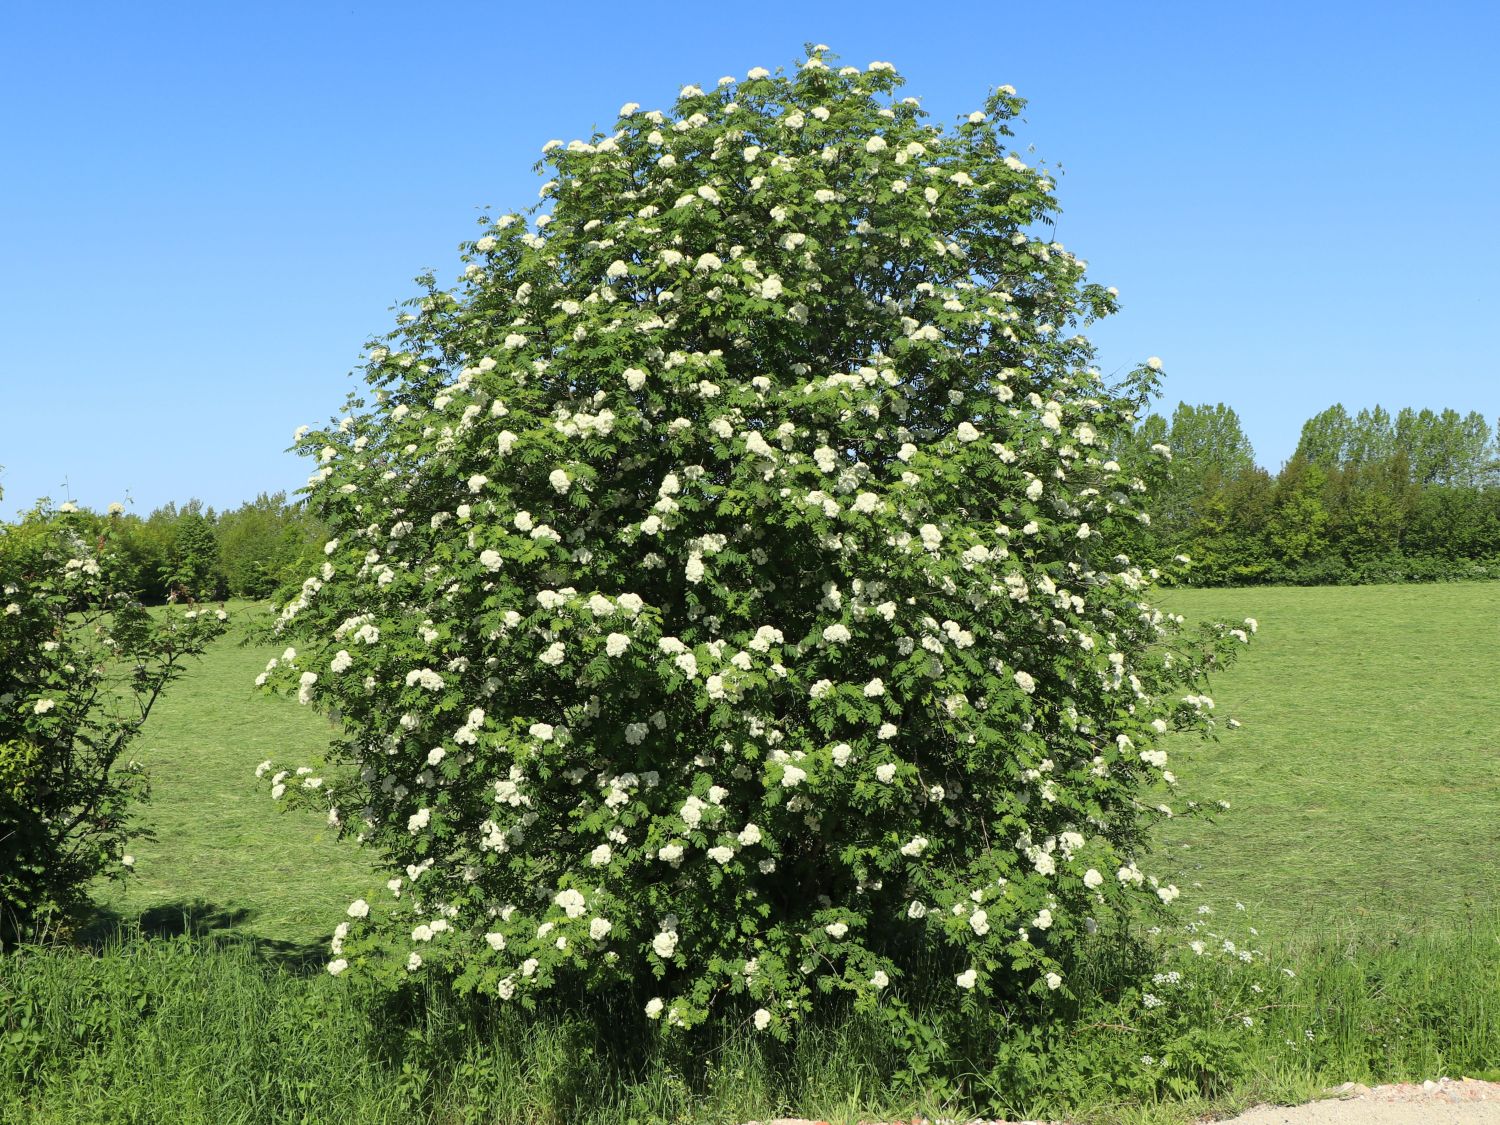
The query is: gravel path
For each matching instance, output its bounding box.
[744,1076,1500,1125]
[1211,1079,1500,1125]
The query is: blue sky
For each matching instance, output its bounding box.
[2,0,1496,516]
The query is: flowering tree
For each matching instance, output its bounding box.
[0,497,227,945]
[261,47,1250,1043]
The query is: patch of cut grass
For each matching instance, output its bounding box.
[1157,581,1500,934]
[89,601,373,950]
[93,583,1500,952]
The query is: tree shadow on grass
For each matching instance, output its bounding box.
[77,899,328,972]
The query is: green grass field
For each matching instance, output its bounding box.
[96,583,1500,953]
[5,582,1498,1124]
[87,601,374,952]
[1158,581,1500,936]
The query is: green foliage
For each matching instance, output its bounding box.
[1134,403,1262,580]
[1160,404,1256,500]
[260,47,1247,1066]
[3,908,1496,1123]
[216,493,327,600]
[12,496,326,607]
[1322,452,1413,565]
[1295,404,1496,490]
[0,500,228,945]
[1147,401,1500,588]
[168,506,224,602]
[93,501,215,604]
[1265,455,1330,566]
[1395,407,1495,487]
[1293,403,1354,469]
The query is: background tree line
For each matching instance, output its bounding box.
[15,493,328,604]
[1133,403,1500,585]
[8,400,1497,599]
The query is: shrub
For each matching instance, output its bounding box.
[260,47,1250,1059]
[0,500,227,945]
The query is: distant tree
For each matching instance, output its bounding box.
[166,504,224,601]
[217,492,323,599]
[1324,452,1414,564]
[1393,408,1494,487]
[1345,406,1395,465]
[1211,467,1277,581]
[1266,455,1329,568]
[1404,483,1500,561]
[1294,404,1353,469]
[1181,467,1276,585]
[1134,412,1169,452]
[1134,399,1500,586]
[1166,403,1256,483]
[1135,403,1257,572]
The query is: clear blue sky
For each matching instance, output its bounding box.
[3,0,1496,516]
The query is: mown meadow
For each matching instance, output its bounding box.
[2,583,1497,1124]
[1156,582,1500,935]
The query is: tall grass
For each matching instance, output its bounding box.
[4,911,1496,1124]
[0,925,938,1125]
